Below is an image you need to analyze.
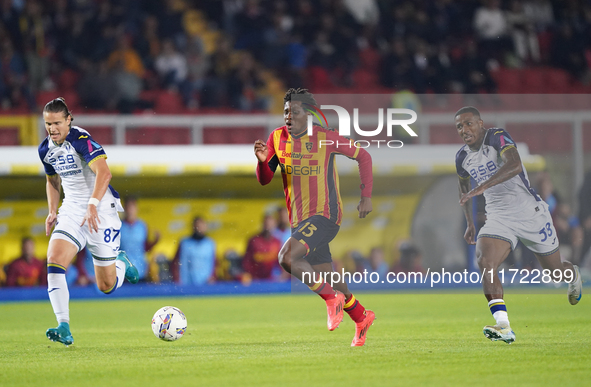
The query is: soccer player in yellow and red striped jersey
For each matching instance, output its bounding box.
[254,88,375,346]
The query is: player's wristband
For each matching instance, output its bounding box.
[88,198,100,207]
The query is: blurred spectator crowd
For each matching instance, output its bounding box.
[1,0,591,114]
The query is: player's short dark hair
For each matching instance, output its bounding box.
[44,97,74,122]
[454,106,481,119]
[284,88,318,106]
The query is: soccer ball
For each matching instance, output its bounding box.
[151,306,187,341]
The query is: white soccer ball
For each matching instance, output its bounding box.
[151,306,187,341]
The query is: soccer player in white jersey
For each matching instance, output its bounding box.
[454,106,582,344]
[38,98,139,346]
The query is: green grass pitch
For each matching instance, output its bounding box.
[1,292,590,386]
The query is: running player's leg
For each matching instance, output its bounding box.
[93,260,122,293]
[476,237,512,301]
[534,250,582,305]
[534,250,574,278]
[311,262,351,297]
[279,216,347,331]
[477,236,516,343]
[306,226,375,344]
[521,207,582,304]
[89,212,137,294]
[278,237,318,286]
[46,238,78,345]
[91,253,134,294]
[279,237,343,329]
[311,261,375,346]
[278,215,339,289]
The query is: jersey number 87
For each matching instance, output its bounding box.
[104,228,120,243]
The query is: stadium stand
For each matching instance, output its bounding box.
[1,0,590,123]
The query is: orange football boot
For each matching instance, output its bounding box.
[325,291,345,331]
[351,310,375,347]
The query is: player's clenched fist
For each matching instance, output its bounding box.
[254,139,268,163]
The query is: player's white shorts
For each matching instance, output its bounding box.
[50,210,122,267]
[478,201,559,255]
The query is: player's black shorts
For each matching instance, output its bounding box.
[291,215,340,265]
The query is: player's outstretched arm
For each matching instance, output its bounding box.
[81,158,112,233]
[459,147,523,206]
[45,174,61,236]
[458,177,476,245]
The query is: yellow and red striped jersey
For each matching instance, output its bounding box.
[257,125,373,228]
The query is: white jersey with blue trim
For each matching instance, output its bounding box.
[455,128,541,218]
[38,126,123,217]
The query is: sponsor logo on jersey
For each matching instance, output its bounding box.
[78,135,89,139]
[54,164,79,172]
[59,170,82,177]
[280,164,321,176]
[281,151,313,159]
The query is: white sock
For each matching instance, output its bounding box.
[115,260,125,289]
[493,311,510,326]
[488,298,510,326]
[48,273,69,324]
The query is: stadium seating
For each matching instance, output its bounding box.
[203,127,266,144]
[85,126,115,145]
[125,126,192,145]
[307,66,333,90]
[358,47,381,73]
[154,91,186,114]
[36,91,60,109]
[508,123,572,154]
[0,128,19,146]
[352,69,380,92]
[0,201,50,267]
[57,69,80,91]
[544,68,571,94]
[489,67,589,95]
